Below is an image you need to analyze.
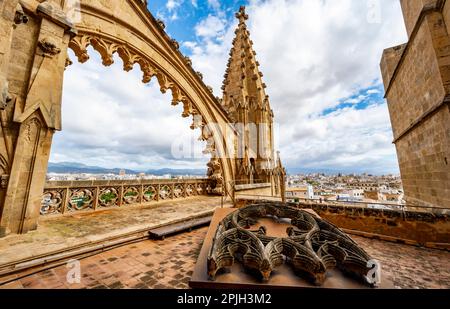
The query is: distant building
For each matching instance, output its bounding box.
[364,190,381,201]
[119,169,126,176]
[285,185,314,201]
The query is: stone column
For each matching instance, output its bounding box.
[0,1,21,232]
[0,1,75,236]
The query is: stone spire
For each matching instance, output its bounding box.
[221,6,272,121]
[222,6,277,184]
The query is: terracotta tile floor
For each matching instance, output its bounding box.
[0,228,449,289]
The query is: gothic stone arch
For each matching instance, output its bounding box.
[0,0,236,236]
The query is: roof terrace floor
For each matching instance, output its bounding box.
[0,195,232,277]
[0,225,449,289]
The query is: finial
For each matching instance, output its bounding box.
[236,6,248,23]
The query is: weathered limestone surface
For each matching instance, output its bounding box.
[400,0,437,37]
[381,0,450,208]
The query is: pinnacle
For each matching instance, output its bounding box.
[236,6,248,23]
[221,6,271,116]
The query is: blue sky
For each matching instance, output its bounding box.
[147,0,246,53]
[148,0,247,45]
[52,0,409,175]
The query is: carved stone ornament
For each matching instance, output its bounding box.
[38,38,61,56]
[14,4,29,25]
[1,79,11,110]
[171,39,180,49]
[208,203,377,287]
[0,175,9,189]
[184,56,192,66]
[206,158,223,195]
[156,19,166,29]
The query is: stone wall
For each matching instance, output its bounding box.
[400,0,437,37]
[297,203,449,250]
[381,1,450,208]
[235,198,449,250]
[234,183,275,199]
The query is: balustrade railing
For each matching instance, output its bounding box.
[41,178,210,216]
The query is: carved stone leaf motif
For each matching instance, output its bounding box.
[208,203,374,286]
[69,35,91,63]
[184,56,192,66]
[157,73,173,93]
[117,47,140,72]
[137,59,157,83]
[90,38,119,66]
[170,39,179,49]
[65,57,73,68]
[182,100,193,118]
[156,19,166,29]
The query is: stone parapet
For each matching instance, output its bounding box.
[41,178,210,217]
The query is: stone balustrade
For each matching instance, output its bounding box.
[41,178,210,216]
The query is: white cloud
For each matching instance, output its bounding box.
[166,0,183,12]
[207,0,221,11]
[345,95,367,104]
[367,89,381,94]
[195,15,226,38]
[185,0,407,174]
[191,0,198,8]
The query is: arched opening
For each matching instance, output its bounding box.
[50,46,210,177]
[0,1,238,236]
[41,46,215,214]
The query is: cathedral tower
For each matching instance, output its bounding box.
[222,7,285,193]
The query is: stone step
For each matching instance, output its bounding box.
[149,216,212,240]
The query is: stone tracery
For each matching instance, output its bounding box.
[208,203,376,286]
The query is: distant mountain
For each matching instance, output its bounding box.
[47,162,139,174]
[146,168,206,176]
[286,167,354,175]
[47,162,206,176]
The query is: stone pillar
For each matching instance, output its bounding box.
[0,1,20,225]
[0,1,75,236]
